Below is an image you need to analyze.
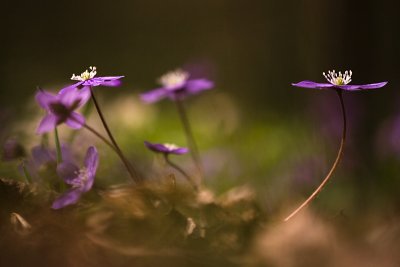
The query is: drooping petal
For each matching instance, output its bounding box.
[82,146,99,192]
[75,86,91,108]
[36,114,58,134]
[59,87,84,108]
[65,112,85,129]
[185,79,214,94]
[292,81,335,89]
[59,81,85,93]
[140,88,169,103]
[35,90,58,110]
[56,161,80,185]
[51,189,83,209]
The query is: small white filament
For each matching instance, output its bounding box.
[323,70,352,85]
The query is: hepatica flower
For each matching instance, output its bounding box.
[36,88,90,134]
[62,66,124,92]
[140,69,214,103]
[144,141,189,155]
[292,70,387,91]
[52,146,99,209]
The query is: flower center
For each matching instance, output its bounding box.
[71,66,97,81]
[323,70,352,85]
[164,143,178,150]
[71,168,89,189]
[159,69,189,89]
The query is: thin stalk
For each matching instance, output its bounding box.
[164,154,198,191]
[54,127,63,164]
[89,87,141,183]
[81,123,141,182]
[174,99,203,178]
[21,160,32,184]
[284,90,347,222]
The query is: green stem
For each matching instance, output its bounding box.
[284,90,347,221]
[89,87,141,183]
[164,154,198,191]
[54,127,62,164]
[21,160,32,184]
[174,99,203,179]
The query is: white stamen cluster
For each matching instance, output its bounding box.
[71,66,97,81]
[323,70,352,85]
[164,143,178,150]
[159,69,189,88]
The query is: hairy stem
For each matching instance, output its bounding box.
[164,154,198,191]
[174,99,203,179]
[89,87,141,183]
[284,90,347,222]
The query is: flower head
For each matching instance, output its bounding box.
[144,141,189,155]
[62,66,124,92]
[52,146,99,209]
[140,69,214,103]
[292,70,387,91]
[35,87,90,134]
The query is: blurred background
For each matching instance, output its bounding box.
[1,1,400,265]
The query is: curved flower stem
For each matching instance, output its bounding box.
[163,154,198,191]
[81,123,141,182]
[284,90,347,222]
[174,99,203,180]
[89,87,141,183]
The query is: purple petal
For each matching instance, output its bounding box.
[185,79,214,94]
[82,146,99,192]
[31,145,54,166]
[65,112,85,129]
[36,114,58,134]
[35,90,58,110]
[144,141,188,155]
[51,189,83,209]
[60,81,85,93]
[170,147,189,155]
[140,88,168,103]
[75,86,91,108]
[56,162,79,185]
[83,76,124,87]
[59,87,88,108]
[292,81,334,89]
[338,81,388,91]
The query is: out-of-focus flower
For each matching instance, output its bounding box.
[35,88,90,134]
[62,66,124,92]
[52,146,98,209]
[292,70,387,91]
[2,138,26,161]
[140,69,214,103]
[144,141,188,155]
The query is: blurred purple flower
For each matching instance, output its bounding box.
[2,138,26,161]
[292,70,387,91]
[61,66,124,92]
[35,87,90,134]
[140,69,214,103]
[52,146,99,209]
[144,141,189,155]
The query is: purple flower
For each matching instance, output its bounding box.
[292,70,387,91]
[140,69,214,103]
[62,66,124,92]
[52,146,99,209]
[35,87,90,134]
[144,141,189,155]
